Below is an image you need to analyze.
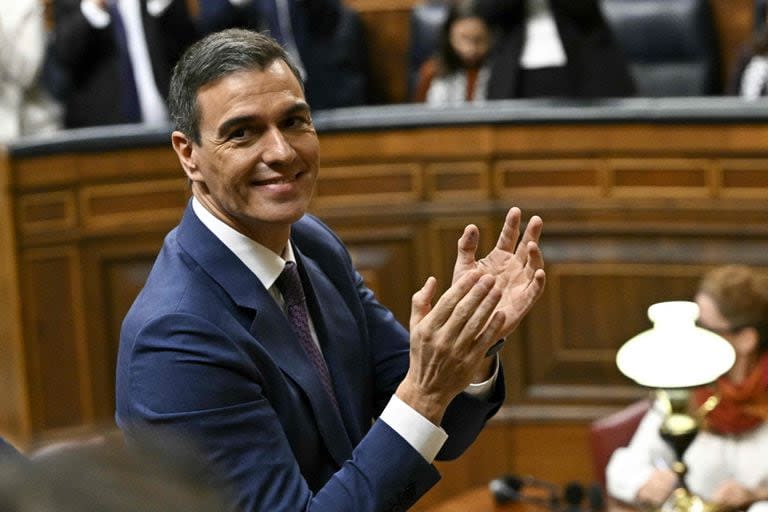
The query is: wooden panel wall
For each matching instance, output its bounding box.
[4,118,768,507]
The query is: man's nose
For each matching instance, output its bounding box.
[261,127,296,164]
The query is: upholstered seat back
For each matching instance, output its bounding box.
[601,0,721,96]
[755,0,767,35]
[589,399,651,489]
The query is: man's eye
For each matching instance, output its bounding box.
[285,116,310,129]
[230,128,249,139]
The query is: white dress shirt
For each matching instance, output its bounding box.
[519,0,567,69]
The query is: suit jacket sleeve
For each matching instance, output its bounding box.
[121,312,442,511]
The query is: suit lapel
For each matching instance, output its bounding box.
[248,295,354,468]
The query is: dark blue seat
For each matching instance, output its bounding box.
[755,0,766,34]
[600,0,721,96]
[0,436,22,462]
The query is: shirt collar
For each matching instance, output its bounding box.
[192,197,295,290]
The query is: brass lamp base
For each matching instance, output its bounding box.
[660,488,721,512]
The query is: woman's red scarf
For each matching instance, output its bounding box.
[692,353,768,435]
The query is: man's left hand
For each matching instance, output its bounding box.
[452,207,546,340]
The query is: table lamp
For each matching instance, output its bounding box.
[615,301,736,512]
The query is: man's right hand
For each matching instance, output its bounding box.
[395,270,505,426]
[636,468,678,507]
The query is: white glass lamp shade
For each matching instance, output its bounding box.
[616,301,736,389]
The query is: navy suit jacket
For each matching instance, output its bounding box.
[116,202,504,511]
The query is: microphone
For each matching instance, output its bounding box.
[488,475,605,512]
[563,482,584,512]
[587,483,605,512]
[489,474,560,508]
[561,481,605,512]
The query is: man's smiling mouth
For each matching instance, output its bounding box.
[252,173,301,186]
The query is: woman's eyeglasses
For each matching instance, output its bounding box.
[694,320,747,337]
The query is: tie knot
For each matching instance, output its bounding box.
[276,261,305,306]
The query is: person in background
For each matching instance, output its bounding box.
[412,0,492,105]
[196,0,370,109]
[116,28,546,511]
[607,265,768,512]
[727,7,768,100]
[50,0,197,128]
[0,0,62,143]
[475,0,635,99]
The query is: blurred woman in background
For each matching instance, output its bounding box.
[607,265,768,512]
[413,0,492,105]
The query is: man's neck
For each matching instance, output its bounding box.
[192,191,290,255]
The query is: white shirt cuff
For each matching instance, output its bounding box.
[464,355,499,399]
[380,395,448,463]
[81,0,109,28]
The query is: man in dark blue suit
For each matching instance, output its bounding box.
[115,29,546,511]
[195,0,370,109]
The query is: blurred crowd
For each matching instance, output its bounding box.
[0,0,766,142]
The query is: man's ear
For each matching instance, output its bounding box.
[171,131,203,182]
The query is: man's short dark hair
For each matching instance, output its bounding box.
[168,28,304,144]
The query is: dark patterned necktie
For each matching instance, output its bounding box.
[276,261,340,412]
[107,1,141,122]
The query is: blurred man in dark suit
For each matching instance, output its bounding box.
[51,0,197,128]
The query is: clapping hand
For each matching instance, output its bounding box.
[452,207,546,339]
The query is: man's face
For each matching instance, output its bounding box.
[174,60,319,249]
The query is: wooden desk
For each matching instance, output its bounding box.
[425,487,635,512]
[425,486,506,512]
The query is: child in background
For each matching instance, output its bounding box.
[412,0,492,105]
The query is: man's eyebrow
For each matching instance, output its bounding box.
[216,115,257,138]
[215,102,312,137]
[284,102,312,117]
